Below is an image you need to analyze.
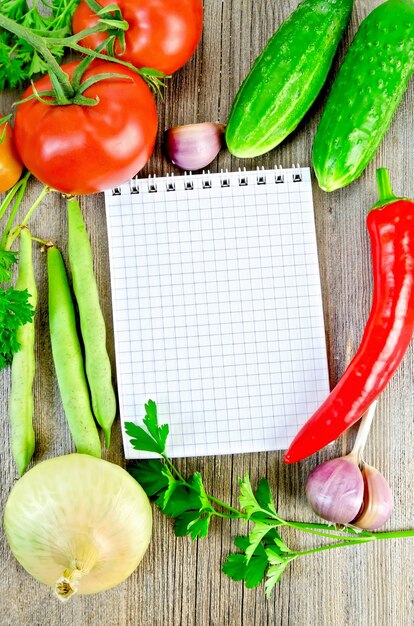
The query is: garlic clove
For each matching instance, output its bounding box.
[353,463,394,531]
[305,456,364,525]
[165,122,225,171]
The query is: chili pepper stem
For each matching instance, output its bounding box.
[372,168,405,210]
[377,168,397,203]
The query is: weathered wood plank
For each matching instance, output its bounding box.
[1,1,414,625]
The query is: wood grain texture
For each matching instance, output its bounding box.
[1,1,414,624]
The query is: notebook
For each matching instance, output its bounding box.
[104,166,330,459]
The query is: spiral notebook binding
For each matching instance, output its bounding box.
[184,171,194,190]
[256,166,266,185]
[129,175,139,194]
[166,172,176,191]
[111,164,303,195]
[238,166,248,186]
[202,170,212,189]
[220,169,230,187]
[292,163,302,183]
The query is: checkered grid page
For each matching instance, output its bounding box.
[104,168,330,458]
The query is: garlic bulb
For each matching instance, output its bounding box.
[353,463,394,530]
[4,454,152,600]
[305,456,364,524]
[305,402,394,529]
[165,122,225,171]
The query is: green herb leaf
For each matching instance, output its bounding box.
[125,422,165,455]
[177,511,212,540]
[223,529,292,591]
[223,537,269,589]
[189,472,212,510]
[0,0,79,89]
[143,399,169,453]
[0,287,34,369]
[239,473,268,519]
[254,478,278,516]
[159,478,200,517]
[0,249,17,283]
[126,400,169,455]
[265,562,289,598]
[245,521,273,563]
[128,459,169,497]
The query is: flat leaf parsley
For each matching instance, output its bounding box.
[127,401,414,597]
[0,285,34,369]
[0,0,80,89]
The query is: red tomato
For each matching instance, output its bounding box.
[0,120,23,193]
[72,0,203,75]
[14,61,158,195]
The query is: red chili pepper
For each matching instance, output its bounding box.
[284,168,414,464]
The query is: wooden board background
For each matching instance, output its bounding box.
[1,1,414,624]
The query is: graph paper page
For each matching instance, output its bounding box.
[105,168,330,458]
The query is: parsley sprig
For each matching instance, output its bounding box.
[127,401,414,597]
[0,175,44,370]
[0,285,34,369]
[0,0,79,89]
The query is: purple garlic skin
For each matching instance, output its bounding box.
[165,122,225,171]
[353,464,394,531]
[305,457,364,525]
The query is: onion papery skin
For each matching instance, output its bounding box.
[305,457,364,525]
[4,454,152,596]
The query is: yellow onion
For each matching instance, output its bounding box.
[4,454,152,600]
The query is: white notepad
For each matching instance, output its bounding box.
[105,167,330,459]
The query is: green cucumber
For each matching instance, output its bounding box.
[225,0,353,158]
[313,0,414,192]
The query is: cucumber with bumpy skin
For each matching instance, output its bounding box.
[313,0,414,192]
[225,0,353,158]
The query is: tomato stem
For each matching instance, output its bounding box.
[0,12,168,98]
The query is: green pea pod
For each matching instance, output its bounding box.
[67,197,116,448]
[313,0,414,191]
[47,245,101,458]
[9,227,36,475]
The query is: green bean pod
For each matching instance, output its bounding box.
[67,197,116,448]
[47,245,101,457]
[9,227,36,475]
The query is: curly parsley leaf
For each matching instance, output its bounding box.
[0,287,34,369]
